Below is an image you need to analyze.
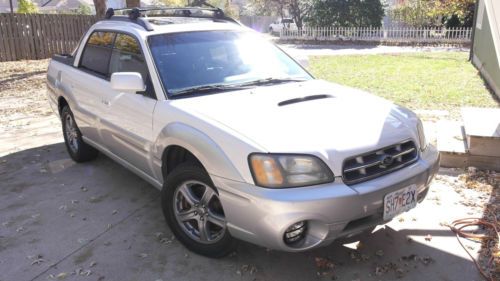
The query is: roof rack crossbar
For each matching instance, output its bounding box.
[103,6,239,31]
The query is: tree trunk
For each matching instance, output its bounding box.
[93,0,107,19]
[126,0,141,8]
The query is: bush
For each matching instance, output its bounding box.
[307,0,384,27]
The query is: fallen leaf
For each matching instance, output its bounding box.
[314,257,335,269]
[80,270,92,276]
[375,250,384,257]
[56,272,67,280]
[89,261,97,267]
[31,258,44,265]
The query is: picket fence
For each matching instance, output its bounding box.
[280,26,473,43]
[0,13,96,62]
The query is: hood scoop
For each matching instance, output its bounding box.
[278,94,334,106]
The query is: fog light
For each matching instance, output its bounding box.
[284,221,307,245]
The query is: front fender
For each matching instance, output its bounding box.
[152,122,245,185]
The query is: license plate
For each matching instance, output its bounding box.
[383,184,417,220]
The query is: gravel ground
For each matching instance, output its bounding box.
[0,59,498,281]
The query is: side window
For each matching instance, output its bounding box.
[80,32,116,77]
[109,34,154,98]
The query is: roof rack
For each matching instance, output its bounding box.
[103,6,240,31]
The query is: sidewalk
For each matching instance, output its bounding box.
[279,43,469,57]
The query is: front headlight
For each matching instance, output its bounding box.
[249,154,334,188]
[417,119,428,151]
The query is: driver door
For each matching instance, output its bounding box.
[99,33,158,176]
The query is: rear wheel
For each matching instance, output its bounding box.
[161,163,235,258]
[61,106,98,162]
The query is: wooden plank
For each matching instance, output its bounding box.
[45,14,54,57]
[15,15,26,60]
[57,15,64,54]
[35,14,46,59]
[69,15,76,50]
[26,15,36,60]
[60,15,67,53]
[18,15,28,60]
[33,14,43,59]
[0,14,12,61]
[7,14,16,61]
[47,15,57,56]
[9,14,20,61]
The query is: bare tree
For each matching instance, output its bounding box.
[93,0,107,19]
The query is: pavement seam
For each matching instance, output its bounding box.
[28,197,157,281]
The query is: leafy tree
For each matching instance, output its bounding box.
[76,3,93,15]
[242,0,279,16]
[17,0,38,14]
[390,0,475,27]
[307,0,385,27]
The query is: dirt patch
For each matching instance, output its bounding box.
[0,59,51,118]
[0,59,61,156]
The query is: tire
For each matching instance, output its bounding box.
[269,27,273,34]
[61,106,98,163]
[161,163,236,258]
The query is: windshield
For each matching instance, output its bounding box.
[148,30,312,97]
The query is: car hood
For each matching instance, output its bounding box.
[170,80,419,174]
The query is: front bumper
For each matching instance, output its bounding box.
[212,145,440,252]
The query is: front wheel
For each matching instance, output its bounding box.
[161,163,235,258]
[61,106,98,162]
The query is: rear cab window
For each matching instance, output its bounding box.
[79,30,155,99]
[80,32,116,77]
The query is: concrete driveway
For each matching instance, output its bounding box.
[0,139,489,281]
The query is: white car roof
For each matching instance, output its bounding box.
[91,17,249,39]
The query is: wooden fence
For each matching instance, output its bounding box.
[0,14,96,62]
[280,26,473,44]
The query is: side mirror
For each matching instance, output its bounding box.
[110,72,145,93]
[296,55,309,69]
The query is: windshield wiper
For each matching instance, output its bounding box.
[233,77,308,87]
[170,84,247,97]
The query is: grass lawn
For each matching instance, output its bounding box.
[309,52,499,117]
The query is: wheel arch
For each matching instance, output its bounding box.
[155,123,245,184]
[58,96,69,116]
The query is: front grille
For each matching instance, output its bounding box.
[342,140,418,185]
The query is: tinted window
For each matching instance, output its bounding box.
[109,34,148,81]
[109,34,155,98]
[80,32,116,76]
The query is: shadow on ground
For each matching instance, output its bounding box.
[0,143,481,281]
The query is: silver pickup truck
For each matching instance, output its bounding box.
[47,7,440,258]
